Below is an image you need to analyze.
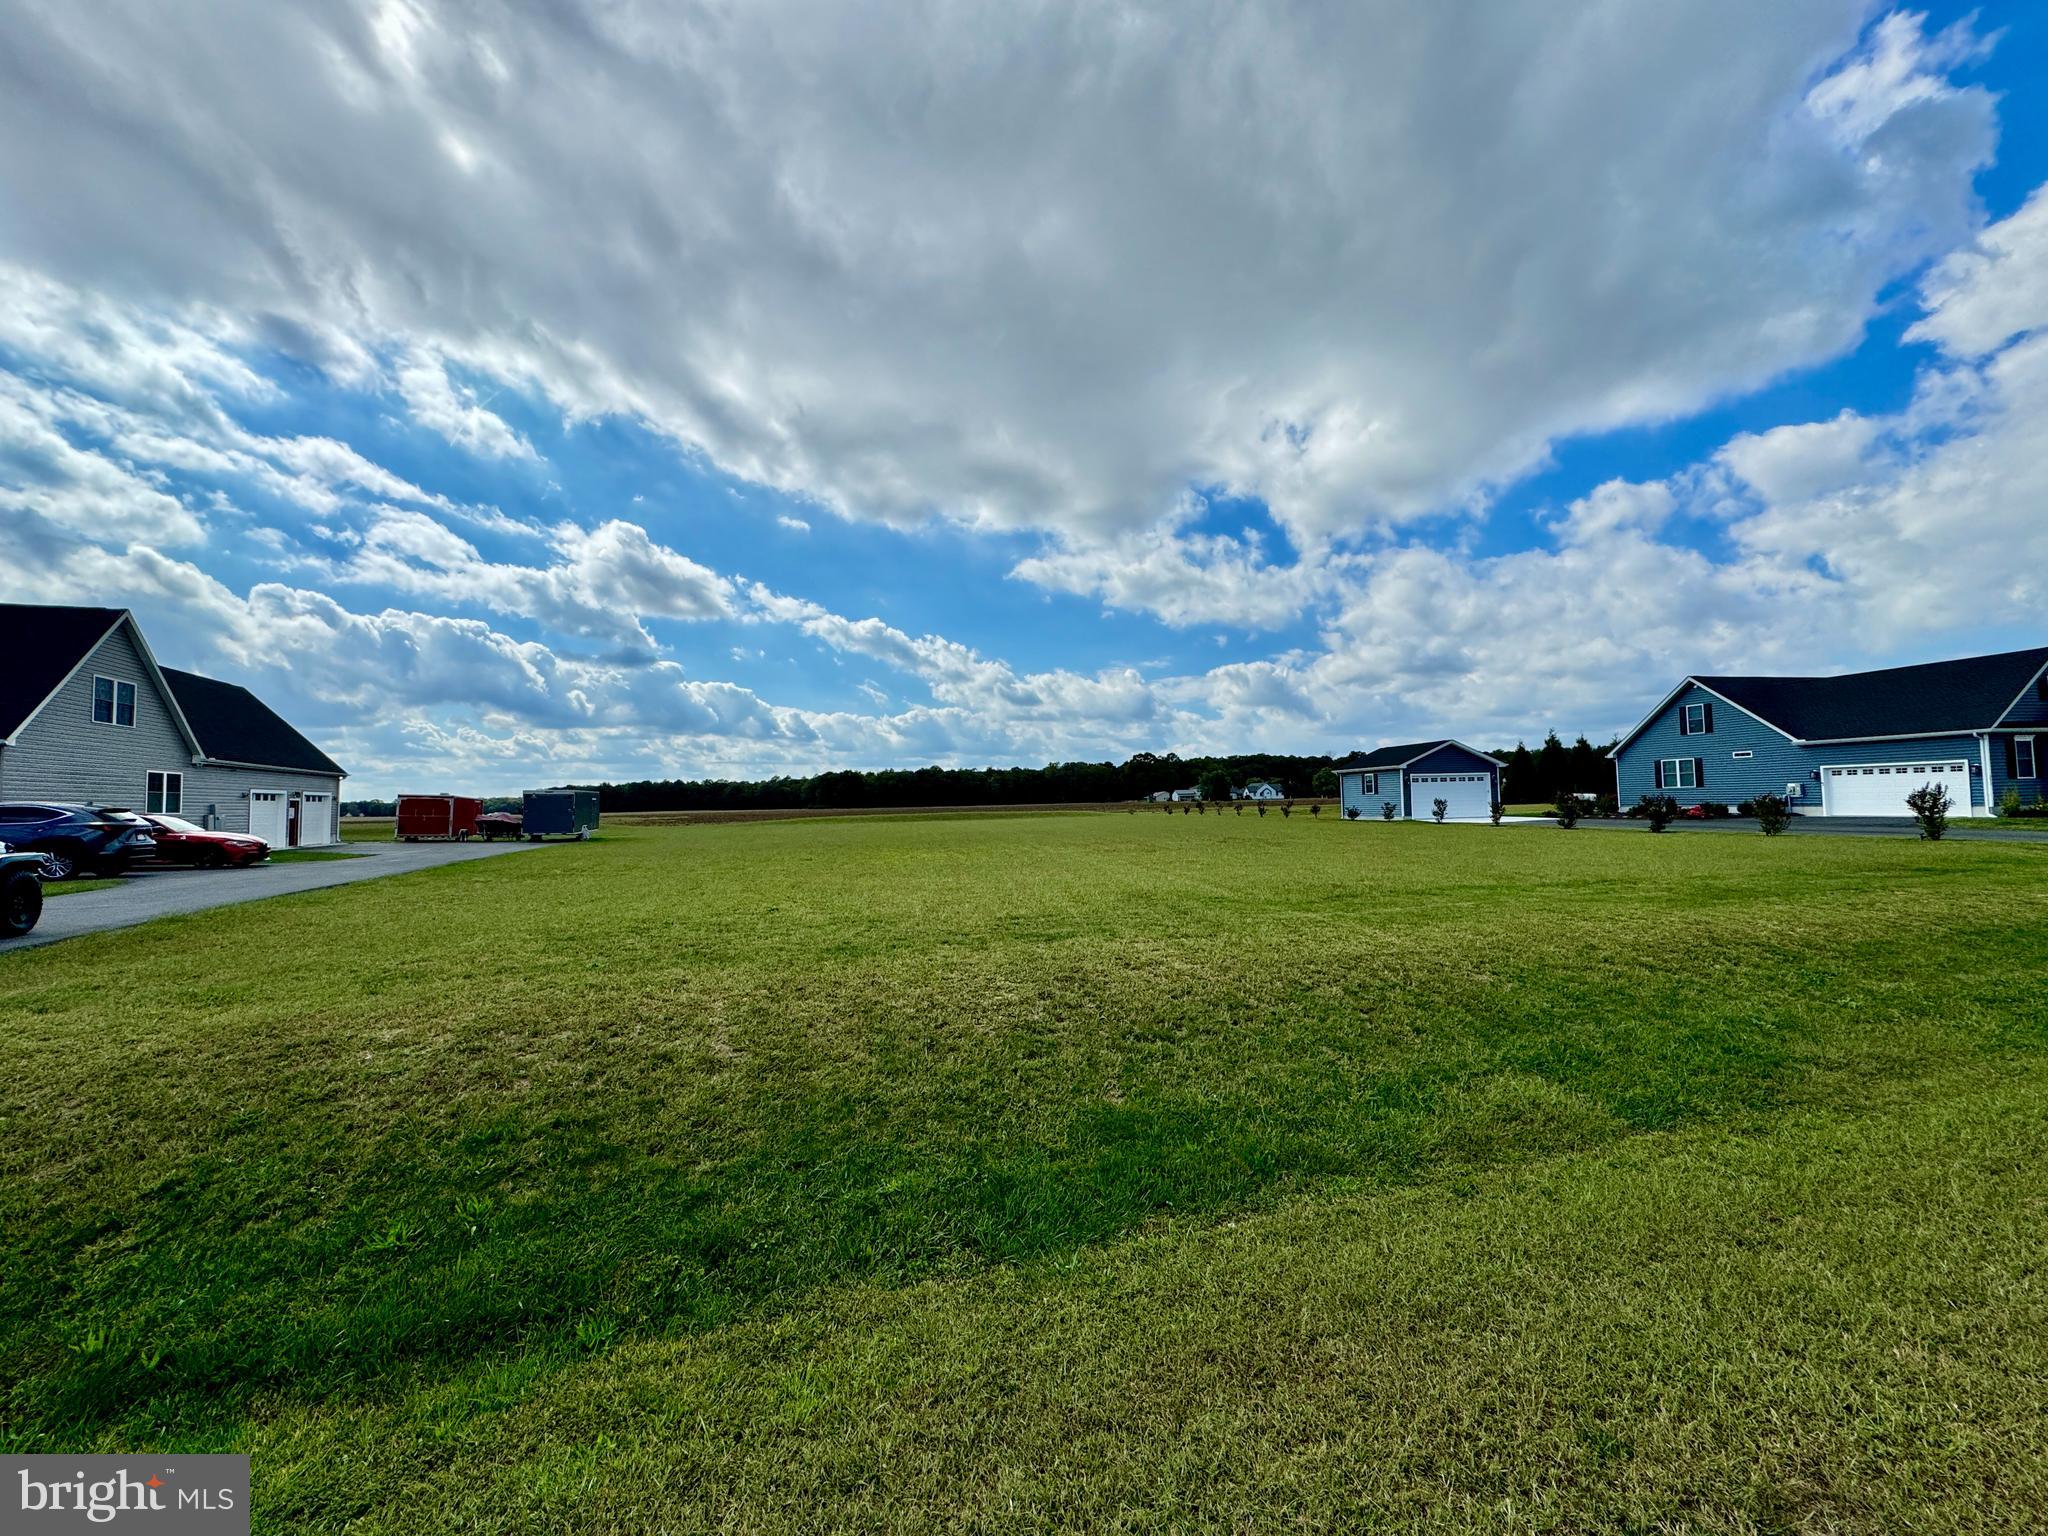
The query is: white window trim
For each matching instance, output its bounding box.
[1731,750,1754,760]
[2018,735,2039,780]
[1658,757,1699,790]
[1680,702,1707,736]
[91,674,139,728]
[147,769,184,815]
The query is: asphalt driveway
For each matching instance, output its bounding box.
[1554,814,2048,842]
[2,838,544,953]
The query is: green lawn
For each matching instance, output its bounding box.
[2,814,2044,1531]
[40,877,124,897]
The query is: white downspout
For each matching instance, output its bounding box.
[1979,732,1996,814]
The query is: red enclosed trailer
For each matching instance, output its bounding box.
[394,794,484,841]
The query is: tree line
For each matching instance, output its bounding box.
[341,734,1618,818]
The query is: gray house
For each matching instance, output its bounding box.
[0,605,346,845]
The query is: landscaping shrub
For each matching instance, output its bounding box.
[1906,782,1952,841]
[1753,793,1790,836]
[1700,801,1733,819]
[1380,801,1397,821]
[1594,794,1618,819]
[1552,792,1581,829]
[1432,797,1449,823]
[1344,805,1359,820]
[1634,793,1679,832]
[1489,799,1504,825]
[1309,803,1320,817]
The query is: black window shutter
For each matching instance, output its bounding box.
[1654,759,1664,789]
[1703,701,1714,734]
[2009,737,2020,777]
[1694,756,1705,787]
[1678,708,1690,736]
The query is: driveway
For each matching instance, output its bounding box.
[1543,815,2048,843]
[2,838,544,953]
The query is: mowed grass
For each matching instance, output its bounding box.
[2,814,2045,1530]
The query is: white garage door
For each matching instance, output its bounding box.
[299,792,334,846]
[249,790,288,845]
[1408,772,1493,820]
[1821,760,1971,818]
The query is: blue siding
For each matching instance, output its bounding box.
[1401,743,1500,818]
[1986,731,2046,809]
[1614,684,1812,810]
[1613,682,1990,812]
[1997,668,2048,727]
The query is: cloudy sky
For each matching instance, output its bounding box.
[3,2,2045,794]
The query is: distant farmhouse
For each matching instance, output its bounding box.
[1237,780,1285,800]
[1611,646,2048,816]
[1334,741,1503,820]
[0,605,347,845]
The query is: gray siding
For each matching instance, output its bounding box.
[0,623,341,841]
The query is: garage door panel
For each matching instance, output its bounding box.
[1407,772,1493,820]
[1823,761,1970,817]
[249,791,288,845]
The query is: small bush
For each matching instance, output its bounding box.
[1735,799,1756,817]
[1699,801,1733,819]
[1753,793,1789,836]
[1432,797,1449,823]
[1281,803,1292,817]
[1593,794,1618,819]
[1257,804,1266,817]
[1552,792,1581,829]
[1489,799,1504,825]
[1310,803,1320,817]
[1344,805,1360,820]
[1634,793,1679,832]
[1905,781,1952,840]
[1380,801,1397,822]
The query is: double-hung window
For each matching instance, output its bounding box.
[146,770,184,815]
[2018,736,2039,780]
[1361,772,1378,795]
[91,675,137,727]
[1657,757,1700,790]
[1679,701,1711,735]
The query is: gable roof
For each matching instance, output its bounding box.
[162,668,346,777]
[1334,739,1505,772]
[0,604,128,741]
[1615,645,2048,753]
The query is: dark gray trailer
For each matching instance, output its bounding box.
[521,787,600,840]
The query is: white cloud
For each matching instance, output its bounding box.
[0,4,1996,543]
[394,347,537,460]
[776,515,811,534]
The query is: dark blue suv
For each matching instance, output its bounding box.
[0,804,157,880]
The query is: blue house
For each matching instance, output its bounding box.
[1335,740,1503,820]
[1610,646,2048,817]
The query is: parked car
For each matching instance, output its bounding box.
[0,803,156,879]
[140,813,269,868]
[0,846,44,937]
[476,811,524,841]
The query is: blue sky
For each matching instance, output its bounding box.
[2,2,2046,796]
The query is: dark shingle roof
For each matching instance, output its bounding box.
[1696,646,2048,740]
[0,604,126,740]
[162,668,345,777]
[1334,739,1455,772]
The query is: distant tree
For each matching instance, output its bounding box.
[1311,767,1338,797]
[1197,768,1235,803]
[1504,741,1536,803]
[1537,731,1569,805]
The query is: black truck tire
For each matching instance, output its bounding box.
[1,868,43,937]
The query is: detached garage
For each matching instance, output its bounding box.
[1334,740,1504,821]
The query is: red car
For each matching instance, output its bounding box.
[140,814,270,868]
